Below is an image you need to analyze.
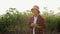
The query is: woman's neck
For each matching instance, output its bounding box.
[34,14,39,17]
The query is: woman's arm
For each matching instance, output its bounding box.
[41,16,46,29]
[27,17,33,29]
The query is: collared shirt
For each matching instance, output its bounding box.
[33,16,37,34]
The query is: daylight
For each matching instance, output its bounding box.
[0,0,60,15]
[0,0,60,34]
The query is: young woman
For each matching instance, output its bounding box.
[28,5,46,34]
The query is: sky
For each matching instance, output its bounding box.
[0,0,60,15]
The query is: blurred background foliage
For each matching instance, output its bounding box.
[0,7,60,34]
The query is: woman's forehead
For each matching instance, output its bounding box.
[31,8,37,11]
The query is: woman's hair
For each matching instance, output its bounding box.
[31,8,40,14]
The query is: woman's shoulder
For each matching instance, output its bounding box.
[39,15,42,17]
[38,15,44,19]
[28,16,34,20]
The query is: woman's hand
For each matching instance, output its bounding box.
[31,23,37,27]
[31,23,34,27]
[31,23,41,28]
[35,24,40,28]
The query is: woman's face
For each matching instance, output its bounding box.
[31,9,38,15]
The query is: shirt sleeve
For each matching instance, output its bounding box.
[41,16,46,29]
[27,17,33,29]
